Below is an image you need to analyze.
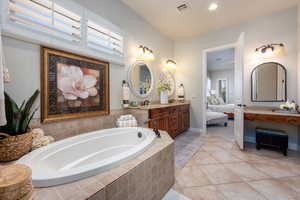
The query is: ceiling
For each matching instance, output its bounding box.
[207,48,234,71]
[121,0,299,40]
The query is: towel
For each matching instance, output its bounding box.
[116,115,138,128]
[0,32,10,126]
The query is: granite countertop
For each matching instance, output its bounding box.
[127,101,190,110]
[244,106,300,117]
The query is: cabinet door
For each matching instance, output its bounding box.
[158,116,169,131]
[169,113,178,138]
[182,110,189,132]
[149,116,169,131]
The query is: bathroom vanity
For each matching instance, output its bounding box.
[129,102,190,138]
[244,107,300,126]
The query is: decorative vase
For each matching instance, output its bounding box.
[160,90,169,104]
[0,132,33,162]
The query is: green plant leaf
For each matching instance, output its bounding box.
[0,90,40,136]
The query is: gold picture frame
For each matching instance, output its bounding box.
[41,47,110,123]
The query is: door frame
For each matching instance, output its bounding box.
[201,43,237,135]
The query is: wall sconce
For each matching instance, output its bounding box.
[138,45,154,61]
[165,59,177,71]
[255,43,285,58]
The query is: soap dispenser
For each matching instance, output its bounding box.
[122,80,130,108]
[177,84,185,102]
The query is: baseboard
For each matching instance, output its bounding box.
[188,128,202,133]
[245,136,298,151]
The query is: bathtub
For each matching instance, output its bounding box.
[17,127,156,187]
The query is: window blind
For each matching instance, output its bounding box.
[8,0,81,42]
[87,20,123,56]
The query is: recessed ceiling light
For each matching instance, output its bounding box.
[209,3,218,11]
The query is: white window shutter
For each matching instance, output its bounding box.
[87,20,124,56]
[8,0,81,42]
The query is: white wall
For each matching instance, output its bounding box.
[209,69,235,104]
[174,7,298,129]
[2,0,174,117]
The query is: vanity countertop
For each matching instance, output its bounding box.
[127,101,190,110]
[244,106,300,117]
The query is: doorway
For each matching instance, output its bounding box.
[201,33,245,149]
[205,47,235,140]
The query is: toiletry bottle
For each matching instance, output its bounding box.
[177,84,185,102]
[122,80,130,108]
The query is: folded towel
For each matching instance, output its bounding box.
[116,115,138,127]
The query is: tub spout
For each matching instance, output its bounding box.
[144,119,161,138]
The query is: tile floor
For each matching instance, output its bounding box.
[173,121,300,200]
[174,130,203,168]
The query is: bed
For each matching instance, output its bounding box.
[208,104,235,119]
[207,110,228,126]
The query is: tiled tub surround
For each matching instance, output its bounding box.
[30,109,148,141]
[32,131,174,200]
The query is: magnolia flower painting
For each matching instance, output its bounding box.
[57,64,99,106]
[41,47,109,122]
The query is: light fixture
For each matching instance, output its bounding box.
[165,59,177,71]
[138,45,154,61]
[255,43,285,58]
[209,3,218,11]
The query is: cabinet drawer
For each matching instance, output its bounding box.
[150,108,169,118]
[169,107,178,114]
[179,105,189,111]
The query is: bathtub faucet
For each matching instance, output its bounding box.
[144,119,161,138]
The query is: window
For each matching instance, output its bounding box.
[217,79,228,103]
[8,0,81,42]
[87,20,123,56]
[2,0,125,63]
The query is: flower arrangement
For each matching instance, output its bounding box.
[157,74,171,93]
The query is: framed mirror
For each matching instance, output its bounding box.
[251,62,287,102]
[128,61,154,98]
[160,71,176,97]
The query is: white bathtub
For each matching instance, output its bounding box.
[17,127,156,187]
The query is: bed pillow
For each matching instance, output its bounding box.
[217,97,225,105]
[208,95,220,105]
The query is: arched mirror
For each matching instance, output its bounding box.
[128,61,154,98]
[251,62,287,102]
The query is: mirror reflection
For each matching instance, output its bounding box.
[160,71,176,97]
[251,62,286,102]
[129,61,153,97]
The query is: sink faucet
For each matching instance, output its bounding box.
[144,119,161,138]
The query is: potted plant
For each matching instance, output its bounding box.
[0,90,39,161]
[157,75,171,104]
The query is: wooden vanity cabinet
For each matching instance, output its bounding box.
[148,104,190,138]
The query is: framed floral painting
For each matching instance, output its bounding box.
[41,47,109,122]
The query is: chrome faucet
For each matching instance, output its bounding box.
[144,119,161,138]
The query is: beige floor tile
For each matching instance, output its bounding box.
[230,150,270,162]
[248,179,300,200]
[223,162,270,181]
[200,164,242,184]
[183,185,226,200]
[249,149,285,160]
[278,176,300,194]
[201,144,226,152]
[176,166,211,187]
[217,182,267,200]
[187,151,219,166]
[271,159,300,176]
[210,151,242,163]
[249,160,297,178]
